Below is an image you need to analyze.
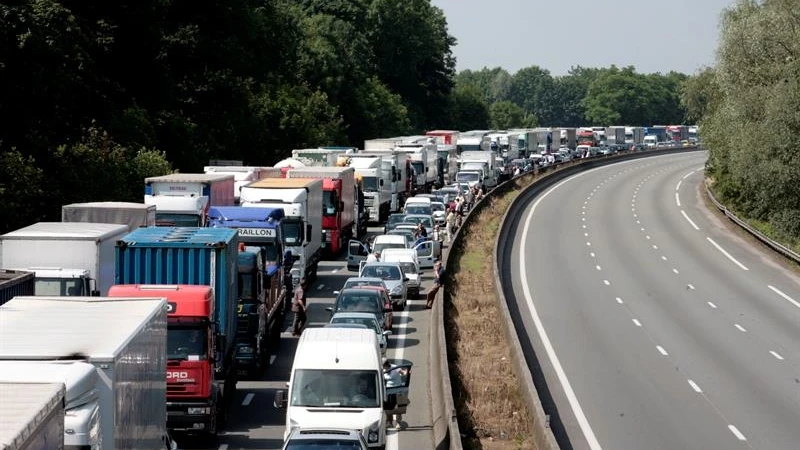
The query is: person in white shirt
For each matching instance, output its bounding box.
[366,251,380,263]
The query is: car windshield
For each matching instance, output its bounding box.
[397,262,417,275]
[387,214,407,227]
[285,439,363,449]
[343,279,384,289]
[167,325,207,360]
[431,203,445,212]
[290,369,380,408]
[404,216,433,228]
[360,265,402,280]
[331,317,380,334]
[373,242,406,254]
[337,292,381,313]
[405,205,431,215]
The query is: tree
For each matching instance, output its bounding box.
[449,85,490,131]
[680,67,719,124]
[509,66,557,124]
[489,101,536,129]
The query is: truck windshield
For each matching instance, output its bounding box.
[239,272,255,301]
[323,191,338,216]
[155,213,200,227]
[456,172,480,183]
[167,326,208,360]
[291,369,379,408]
[35,278,85,296]
[410,162,425,178]
[361,176,379,192]
[281,221,304,245]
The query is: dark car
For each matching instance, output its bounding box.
[325,288,391,330]
[384,213,408,233]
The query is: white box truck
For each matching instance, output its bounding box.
[144,173,235,226]
[0,296,170,450]
[61,201,156,232]
[240,178,323,284]
[345,155,391,223]
[458,151,498,188]
[0,382,65,450]
[1,222,130,296]
[354,150,411,213]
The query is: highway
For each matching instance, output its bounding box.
[175,225,439,450]
[508,151,800,450]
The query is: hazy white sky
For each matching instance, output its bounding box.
[430,0,737,76]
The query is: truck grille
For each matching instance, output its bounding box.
[167,385,188,393]
[364,197,375,207]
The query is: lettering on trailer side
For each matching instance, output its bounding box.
[238,228,276,238]
[167,371,196,383]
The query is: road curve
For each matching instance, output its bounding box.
[507,151,800,450]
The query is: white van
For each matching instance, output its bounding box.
[347,234,409,271]
[275,328,411,448]
[403,197,432,216]
[380,248,423,299]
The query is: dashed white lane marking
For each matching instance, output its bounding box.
[332,268,339,273]
[637,220,641,224]
[652,245,657,249]
[242,393,255,406]
[582,217,587,221]
[586,242,592,246]
[317,284,326,290]
[646,235,651,240]
[657,345,669,356]
[521,172,603,450]
[672,268,679,274]
[688,284,695,290]
[735,324,747,332]
[688,379,703,393]
[219,444,229,450]
[675,193,681,207]
[676,180,682,191]
[633,213,638,218]
[728,425,747,441]
[681,210,700,230]
[707,302,718,309]
[585,233,589,237]
[590,252,596,258]
[706,237,749,271]
[616,297,624,304]
[767,285,800,309]
[770,351,785,361]
[270,355,277,365]
[632,319,642,327]
[603,280,610,286]
[640,227,645,231]
[595,265,602,271]
[662,256,668,261]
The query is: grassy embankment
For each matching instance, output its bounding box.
[446,174,538,450]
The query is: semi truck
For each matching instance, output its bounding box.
[343,155,390,223]
[458,151,498,188]
[605,126,626,145]
[1,222,129,297]
[396,142,439,193]
[0,269,34,307]
[0,296,170,450]
[0,381,65,450]
[291,148,354,168]
[239,178,323,285]
[577,128,599,147]
[114,227,240,437]
[144,173,235,227]
[353,150,411,214]
[207,206,287,374]
[666,125,689,142]
[62,201,156,232]
[203,166,282,205]
[425,130,460,146]
[284,166,359,256]
[625,127,645,145]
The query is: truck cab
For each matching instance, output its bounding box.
[144,173,235,227]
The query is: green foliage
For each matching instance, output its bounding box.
[0,150,45,232]
[700,0,800,241]
[449,85,490,131]
[489,101,536,129]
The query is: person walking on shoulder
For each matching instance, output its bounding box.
[426,260,445,309]
[291,278,308,336]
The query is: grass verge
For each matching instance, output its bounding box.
[445,175,537,450]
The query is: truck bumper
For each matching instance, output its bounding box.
[166,401,215,433]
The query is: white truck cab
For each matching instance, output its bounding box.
[274,328,412,449]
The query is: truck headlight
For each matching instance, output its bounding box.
[237,345,255,355]
[366,420,380,443]
[188,407,211,415]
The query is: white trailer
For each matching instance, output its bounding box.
[1,222,129,297]
[605,126,626,145]
[395,143,438,193]
[0,296,169,450]
[625,127,645,145]
[144,173,235,226]
[345,155,391,223]
[0,382,65,450]
[61,201,156,232]
[240,178,324,284]
[203,166,282,204]
[355,150,411,212]
[458,151,498,188]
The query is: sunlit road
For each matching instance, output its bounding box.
[508,151,800,450]
[176,225,439,450]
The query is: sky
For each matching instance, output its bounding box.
[429,0,738,76]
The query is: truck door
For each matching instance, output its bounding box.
[413,241,435,268]
[347,240,369,271]
[384,360,413,416]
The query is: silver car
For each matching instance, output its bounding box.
[329,312,391,356]
[282,428,369,450]
[359,262,408,310]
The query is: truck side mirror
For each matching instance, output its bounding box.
[274,390,287,408]
[305,224,312,243]
[380,179,384,186]
[339,201,344,211]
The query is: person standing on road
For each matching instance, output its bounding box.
[426,260,445,309]
[283,250,295,310]
[291,278,308,336]
[445,208,456,244]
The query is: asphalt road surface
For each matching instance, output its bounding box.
[509,151,800,450]
[176,225,440,450]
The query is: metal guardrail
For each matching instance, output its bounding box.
[704,183,800,264]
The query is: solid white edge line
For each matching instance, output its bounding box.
[734,324,747,332]
[242,392,255,406]
[707,302,717,309]
[682,170,696,180]
[770,350,785,361]
[616,297,623,304]
[728,425,747,441]
[632,319,642,327]
[675,192,681,207]
[687,379,703,393]
[675,180,682,191]
[386,306,410,449]
[706,237,749,271]
[767,285,800,309]
[680,210,700,230]
[657,345,669,356]
[521,170,604,450]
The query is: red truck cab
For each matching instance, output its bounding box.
[108,284,224,437]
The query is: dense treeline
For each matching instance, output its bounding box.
[682,0,800,243]
[0,0,699,235]
[454,65,689,130]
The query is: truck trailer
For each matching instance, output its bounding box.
[144,173,235,227]
[342,156,390,224]
[203,166,282,205]
[1,222,129,297]
[0,296,169,450]
[0,382,65,450]
[0,269,34,307]
[62,201,156,232]
[239,178,323,285]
